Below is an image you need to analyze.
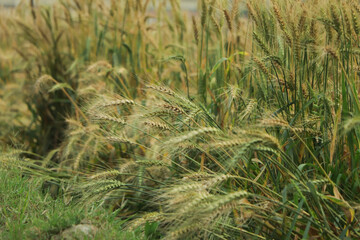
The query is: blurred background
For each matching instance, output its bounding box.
[0,0,198,10]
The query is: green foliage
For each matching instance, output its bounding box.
[0,151,143,239]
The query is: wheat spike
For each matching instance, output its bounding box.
[325,46,339,60]
[260,116,288,127]
[310,19,317,40]
[223,9,232,32]
[100,99,134,108]
[210,15,221,36]
[90,170,122,179]
[273,3,285,31]
[86,61,112,72]
[204,174,232,189]
[354,2,360,15]
[144,120,170,131]
[162,104,185,114]
[253,146,279,155]
[322,16,334,42]
[210,138,259,148]
[136,159,169,167]
[181,172,212,180]
[167,183,203,195]
[330,5,341,35]
[342,5,351,36]
[310,179,329,186]
[231,0,239,21]
[73,136,94,170]
[205,190,250,212]
[272,3,292,44]
[105,136,135,145]
[247,2,259,26]
[92,114,126,124]
[201,0,207,27]
[128,212,164,231]
[253,57,270,77]
[34,74,55,93]
[179,191,211,214]
[351,8,359,35]
[145,84,175,96]
[142,110,175,118]
[165,127,220,145]
[82,179,122,189]
[297,10,307,33]
[208,0,216,17]
[240,99,257,120]
[94,180,126,193]
[168,223,202,240]
[253,32,271,55]
[192,16,199,45]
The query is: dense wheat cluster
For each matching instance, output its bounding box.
[1,0,360,239]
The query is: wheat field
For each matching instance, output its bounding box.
[1,0,360,239]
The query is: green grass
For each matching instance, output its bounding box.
[0,163,155,240]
